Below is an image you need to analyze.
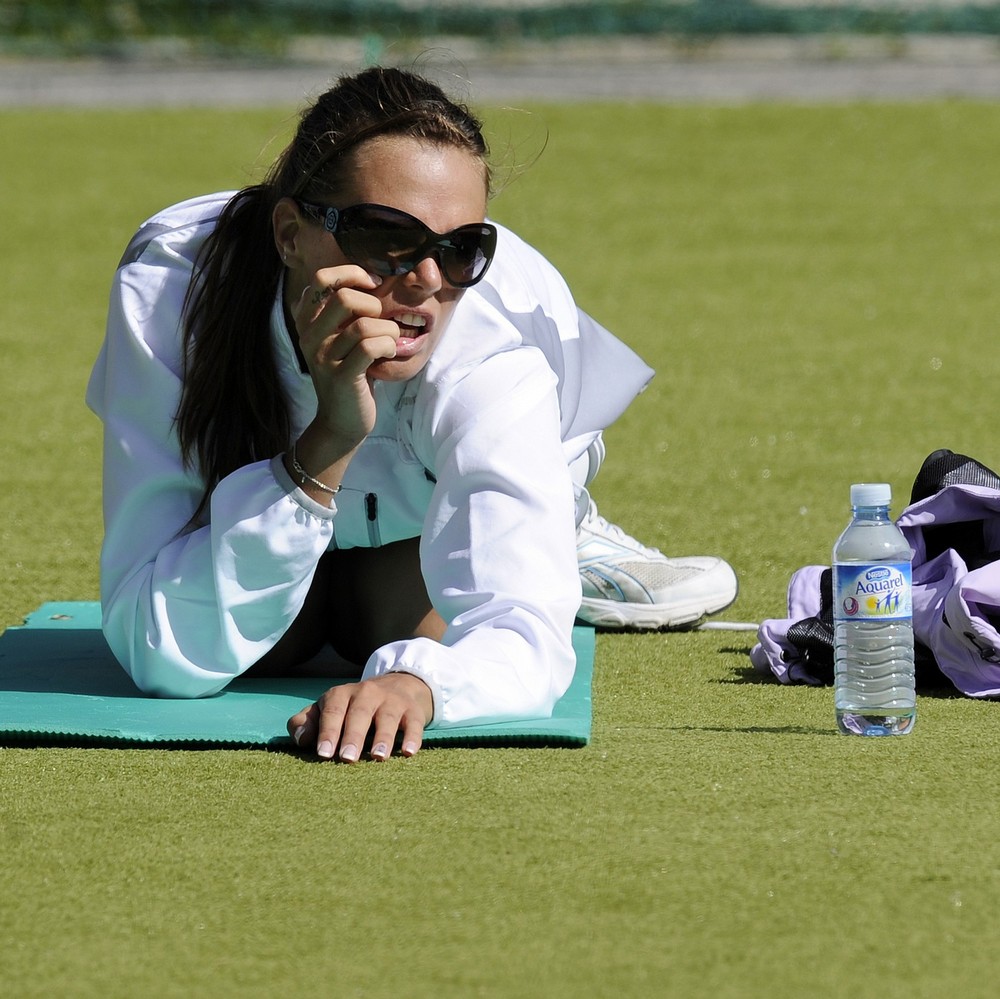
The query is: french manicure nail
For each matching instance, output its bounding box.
[401,741,418,757]
[371,742,389,760]
[293,725,307,746]
[339,743,359,763]
[317,740,335,759]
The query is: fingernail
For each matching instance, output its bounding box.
[371,742,389,761]
[402,741,418,757]
[317,740,335,759]
[367,272,383,286]
[293,725,307,747]
[339,743,359,763]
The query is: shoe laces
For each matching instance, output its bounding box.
[581,500,664,557]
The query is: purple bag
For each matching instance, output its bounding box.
[751,450,1000,698]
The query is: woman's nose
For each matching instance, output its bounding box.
[401,253,444,294]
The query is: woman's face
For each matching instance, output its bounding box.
[286,134,490,382]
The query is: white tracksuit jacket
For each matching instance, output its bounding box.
[86,193,653,726]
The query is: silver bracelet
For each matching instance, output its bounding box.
[290,443,342,495]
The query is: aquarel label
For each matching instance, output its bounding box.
[833,562,912,622]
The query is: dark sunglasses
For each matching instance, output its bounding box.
[296,200,497,288]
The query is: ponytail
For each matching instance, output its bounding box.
[176,187,288,521]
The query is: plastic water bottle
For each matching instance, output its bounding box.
[832,482,916,736]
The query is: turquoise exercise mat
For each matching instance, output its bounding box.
[0,602,593,749]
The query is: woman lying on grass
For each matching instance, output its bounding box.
[87,66,737,762]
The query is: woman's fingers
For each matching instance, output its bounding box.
[315,688,352,760]
[369,673,430,759]
[295,266,381,332]
[292,270,399,379]
[298,285,381,336]
[288,701,320,748]
[287,269,397,442]
[314,316,399,370]
[287,674,433,763]
[398,710,425,759]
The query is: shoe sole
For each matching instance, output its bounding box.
[576,583,738,631]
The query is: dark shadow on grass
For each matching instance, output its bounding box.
[715,647,972,701]
[664,724,838,736]
[906,685,968,701]
[718,663,775,686]
[712,646,779,687]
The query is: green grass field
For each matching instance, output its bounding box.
[4,99,1000,997]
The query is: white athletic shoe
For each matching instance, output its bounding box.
[576,500,738,629]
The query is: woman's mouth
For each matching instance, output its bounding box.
[393,312,429,357]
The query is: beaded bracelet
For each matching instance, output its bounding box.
[290,443,342,495]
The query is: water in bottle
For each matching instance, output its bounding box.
[832,482,916,736]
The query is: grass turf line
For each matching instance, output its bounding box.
[3,102,1000,997]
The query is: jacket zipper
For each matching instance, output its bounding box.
[365,492,382,546]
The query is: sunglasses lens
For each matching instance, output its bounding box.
[338,207,496,287]
[438,226,497,287]
[337,211,420,276]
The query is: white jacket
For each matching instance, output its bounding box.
[86,193,653,726]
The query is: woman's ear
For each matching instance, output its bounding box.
[272,197,302,266]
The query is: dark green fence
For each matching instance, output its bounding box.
[5,2,1000,58]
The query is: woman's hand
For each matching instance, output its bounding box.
[288,672,434,762]
[291,264,399,448]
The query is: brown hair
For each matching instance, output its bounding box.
[176,66,490,513]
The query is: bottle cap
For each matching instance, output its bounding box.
[850,482,891,507]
